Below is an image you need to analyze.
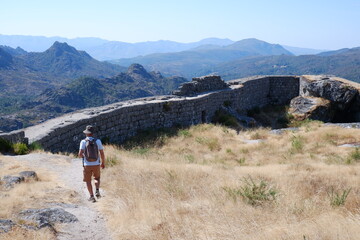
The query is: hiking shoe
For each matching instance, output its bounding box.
[95,190,101,199]
[88,196,96,203]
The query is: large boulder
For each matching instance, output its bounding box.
[1,175,25,189]
[18,208,78,228]
[303,78,358,111]
[289,96,333,122]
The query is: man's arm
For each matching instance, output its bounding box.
[78,149,84,158]
[100,149,105,169]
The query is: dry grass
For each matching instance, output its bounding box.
[96,123,360,240]
[0,154,79,239]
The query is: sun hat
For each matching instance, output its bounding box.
[83,125,94,134]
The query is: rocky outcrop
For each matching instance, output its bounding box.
[173,75,229,96]
[18,208,78,228]
[293,76,360,122]
[1,171,38,189]
[0,219,14,233]
[289,96,333,122]
[302,78,358,110]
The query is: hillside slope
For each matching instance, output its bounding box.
[211,47,360,82]
[0,42,126,97]
[0,64,187,132]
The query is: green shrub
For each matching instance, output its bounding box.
[328,187,351,207]
[13,143,29,155]
[346,148,360,164]
[184,154,195,163]
[178,129,192,138]
[195,137,220,151]
[132,147,150,155]
[29,142,43,151]
[212,110,239,129]
[106,155,121,167]
[0,138,12,152]
[236,157,246,165]
[290,135,305,153]
[223,176,277,205]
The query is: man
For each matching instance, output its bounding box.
[78,125,105,203]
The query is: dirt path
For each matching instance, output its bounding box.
[5,153,112,240]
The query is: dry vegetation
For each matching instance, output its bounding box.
[0,154,80,240]
[1,122,360,239]
[97,123,360,240]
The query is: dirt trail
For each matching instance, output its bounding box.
[5,153,112,240]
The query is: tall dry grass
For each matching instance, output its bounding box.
[0,154,79,240]
[97,123,360,240]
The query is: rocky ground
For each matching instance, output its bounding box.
[0,153,112,240]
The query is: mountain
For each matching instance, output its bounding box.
[0,45,27,56]
[0,34,234,60]
[282,45,328,55]
[0,42,126,97]
[36,64,186,109]
[317,47,360,56]
[224,38,293,55]
[110,38,293,78]
[0,64,187,131]
[209,47,360,82]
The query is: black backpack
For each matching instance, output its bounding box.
[84,138,99,162]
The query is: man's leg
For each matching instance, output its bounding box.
[86,181,94,196]
[94,165,101,198]
[84,167,96,202]
[94,178,100,190]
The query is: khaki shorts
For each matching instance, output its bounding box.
[83,165,100,182]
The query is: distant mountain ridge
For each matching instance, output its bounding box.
[110,38,293,78]
[210,47,360,82]
[0,34,235,60]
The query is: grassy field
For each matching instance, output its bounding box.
[1,122,360,239]
[98,123,360,239]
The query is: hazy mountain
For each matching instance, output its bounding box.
[0,34,234,60]
[0,34,108,52]
[224,38,293,55]
[0,64,187,131]
[0,42,126,97]
[209,47,360,82]
[110,38,293,79]
[0,45,27,56]
[282,45,328,55]
[317,47,360,56]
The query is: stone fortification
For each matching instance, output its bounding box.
[173,75,229,96]
[2,75,300,153]
[0,130,28,144]
[24,75,299,153]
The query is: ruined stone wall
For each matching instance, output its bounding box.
[24,76,300,153]
[0,130,28,144]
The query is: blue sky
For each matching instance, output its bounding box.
[1,0,359,49]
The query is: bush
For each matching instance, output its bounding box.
[290,135,305,153]
[346,148,360,164]
[106,155,121,167]
[223,176,277,205]
[13,143,29,155]
[328,187,351,207]
[212,110,240,129]
[29,142,43,151]
[0,138,12,152]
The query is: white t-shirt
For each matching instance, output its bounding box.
[79,137,104,166]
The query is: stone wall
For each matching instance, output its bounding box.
[24,76,300,153]
[173,75,229,96]
[0,130,28,144]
